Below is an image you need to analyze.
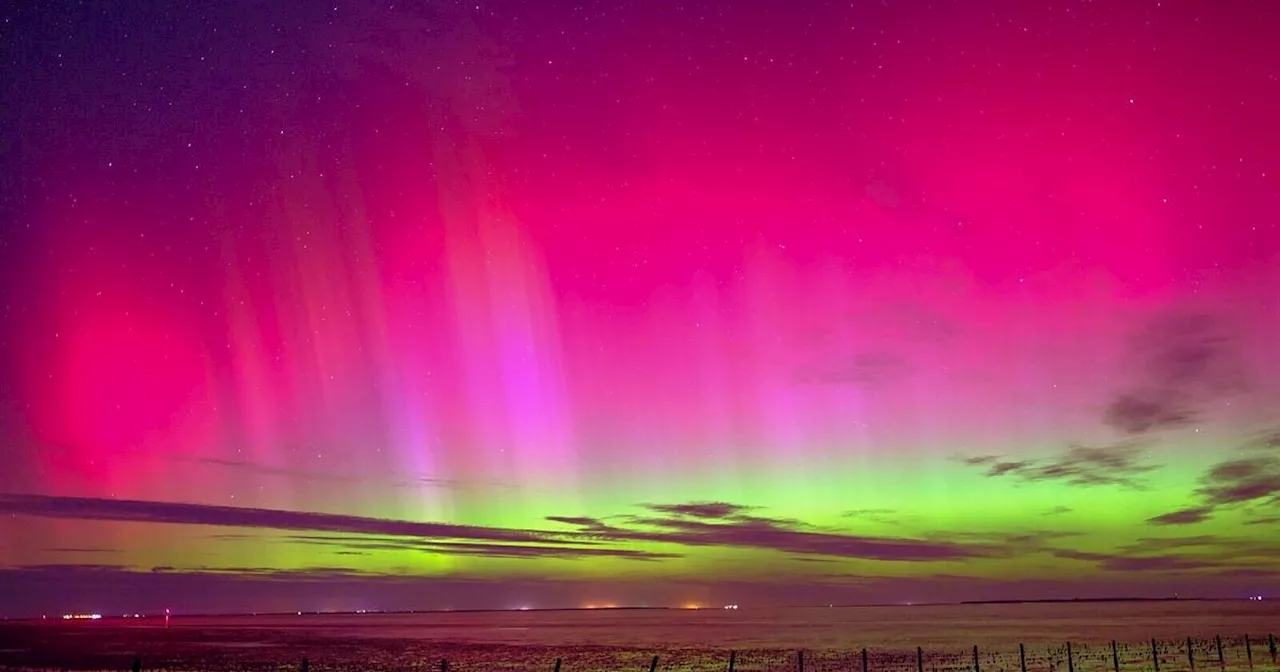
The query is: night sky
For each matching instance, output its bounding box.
[1,0,1279,617]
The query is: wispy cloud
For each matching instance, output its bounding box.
[796,351,911,388]
[0,493,574,545]
[1105,311,1247,435]
[285,534,678,560]
[1197,457,1280,505]
[548,503,995,562]
[1147,428,1280,525]
[1050,549,1225,572]
[0,494,994,565]
[961,442,1156,488]
[644,502,754,519]
[1147,507,1214,525]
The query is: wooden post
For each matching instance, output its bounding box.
[1067,641,1075,672]
[1271,634,1277,661]
[132,658,141,672]
[1112,640,1120,672]
[1187,637,1195,670]
[862,648,869,672]
[1019,644,1027,672]
[797,650,804,672]
[918,646,925,672]
[650,655,659,672]
[1244,635,1252,667]
[555,658,562,672]
[1215,635,1223,666]
[973,645,980,672]
[1152,639,1160,672]
[441,660,448,672]
[301,658,310,672]
[729,651,736,672]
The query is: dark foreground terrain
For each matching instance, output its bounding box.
[1,623,1276,672]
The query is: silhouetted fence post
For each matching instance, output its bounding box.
[1113,640,1120,672]
[1269,634,1276,662]
[1067,641,1075,672]
[132,657,141,672]
[650,655,659,672]
[1215,635,1223,667]
[1019,644,1027,672]
[797,650,804,672]
[555,658,562,672]
[441,660,448,672]
[1187,637,1195,670]
[918,646,925,672]
[729,651,736,672]
[1244,635,1252,667]
[1152,639,1160,672]
[300,658,310,672]
[862,648,869,672]
[973,645,980,672]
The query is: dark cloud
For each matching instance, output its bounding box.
[1197,457,1280,505]
[545,508,985,562]
[0,493,575,545]
[644,502,752,519]
[1049,549,1230,573]
[793,300,962,389]
[1119,536,1222,553]
[1105,311,1246,436]
[544,516,616,535]
[1049,535,1280,575]
[1104,393,1192,434]
[0,494,991,567]
[1100,556,1218,572]
[843,508,898,517]
[42,547,119,554]
[1248,429,1280,450]
[961,442,1155,488]
[920,529,1080,559]
[797,351,911,388]
[1146,432,1280,524]
[285,534,678,561]
[1147,507,1214,525]
[841,508,905,525]
[552,507,997,562]
[965,313,1252,496]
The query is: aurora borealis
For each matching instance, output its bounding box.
[1,0,1278,616]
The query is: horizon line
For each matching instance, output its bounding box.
[6,595,1268,622]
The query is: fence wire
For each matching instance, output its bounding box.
[0,634,1277,672]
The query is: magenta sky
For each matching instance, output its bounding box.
[0,1,1278,616]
